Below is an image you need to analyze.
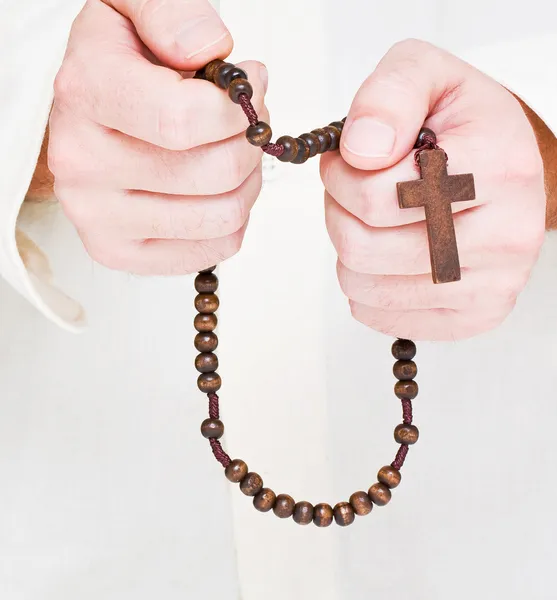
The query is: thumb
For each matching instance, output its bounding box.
[102,0,233,69]
[341,39,467,171]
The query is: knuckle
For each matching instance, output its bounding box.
[53,58,81,107]
[218,148,257,194]
[336,232,367,273]
[155,101,192,150]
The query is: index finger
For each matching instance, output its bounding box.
[56,1,266,150]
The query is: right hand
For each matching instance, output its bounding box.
[49,0,268,275]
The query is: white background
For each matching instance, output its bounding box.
[1,1,557,599]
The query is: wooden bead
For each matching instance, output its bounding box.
[394,380,419,399]
[273,494,295,518]
[195,293,219,314]
[222,66,248,88]
[254,488,277,513]
[298,133,320,158]
[200,418,224,439]
[194,313,217,333]
[324,125,341,151]
[334,502,355,527]
[392,339,416,360]
[341,116,347,123]
[329,121,345,133]
[293,501,314,525]
[229,78,253,103]
[415,127,437,148]
[214,62,236,89]
[313,503,334,528]
[202,59,226,84]
[240,472,264,497]
[195,352,218,373]
[197,372,222,393]
[368,483,392,506]
[292,138,310,164]
[394,424,419,445]
[349,491,373,516]
[225,459,248,483]
[393,360,417,381]
[377,466,402,489]
[311,128,331,153]
[195,272,219,293]
[276,136,299,162]
[194,332,219,353]
[199,266,216,273]
[246,121,273,147]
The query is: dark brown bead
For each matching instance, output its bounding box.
[392,339,416,360]
[246,121,273,147]
[293,501,314,525]
[394,380,419,399]
[254,488,277,513]
[324,125,341,151]
[240,472,264,497]
[195,293,219,314]
[195,272,219,293]
[276,136,299,162]
[313,503,334,528]
[298,133,320,158]
[273,494,295,518]
[415,127,437,149]
[194,332,219,353]
[368,483,392,506]
[291,138,310,164]
[393,360,418,381]
[225,459,248,483]
[394,424,419,445]
[197,372,222,393]
[341,116,347,123]
[199,265,216,273]
[195,352,218,373]
[349,491,373,516]
[377,466,402,489]
[329,121,345,134]
[311,128,332,153]
[229,78,253,103]
[194,313,218,332]
[200,418,224,439]
[334,502,355,527]
[222,66,248,88]
[214,62,236,89]
[202,59,226,84]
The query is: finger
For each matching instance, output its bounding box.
[340,39,492,171]
[101,0,233,69]
[57,4,266,149]
[82,222,249,276]
[325,193,537,275]
[57,166,262,241]
[49,106,266,196]
[337,261,528,311]
[321,136,488,228]
[349,301,513,342]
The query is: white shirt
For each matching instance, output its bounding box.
[2,1,557,598]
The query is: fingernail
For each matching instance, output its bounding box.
[259,64,268,93]
[343,117,396,158]
[178,16,230,60]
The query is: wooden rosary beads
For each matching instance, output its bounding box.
[192,59,474,527]
[194,266,419,527]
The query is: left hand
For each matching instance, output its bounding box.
[321,39,546,341]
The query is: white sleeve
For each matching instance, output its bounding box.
[458,33,557,135]
[0,0,86,331]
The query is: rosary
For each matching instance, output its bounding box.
[192,59,476,527]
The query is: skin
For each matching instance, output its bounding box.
[26,1,557,342]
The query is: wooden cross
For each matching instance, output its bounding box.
[396,149,475,284]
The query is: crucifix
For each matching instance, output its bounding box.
[397,148,476,284]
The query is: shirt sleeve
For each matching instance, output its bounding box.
[0,0,86,332]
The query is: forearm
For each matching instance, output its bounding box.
[515,95,557,230]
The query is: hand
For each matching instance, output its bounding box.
[49,0,268,275]
[321,39,546,341]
